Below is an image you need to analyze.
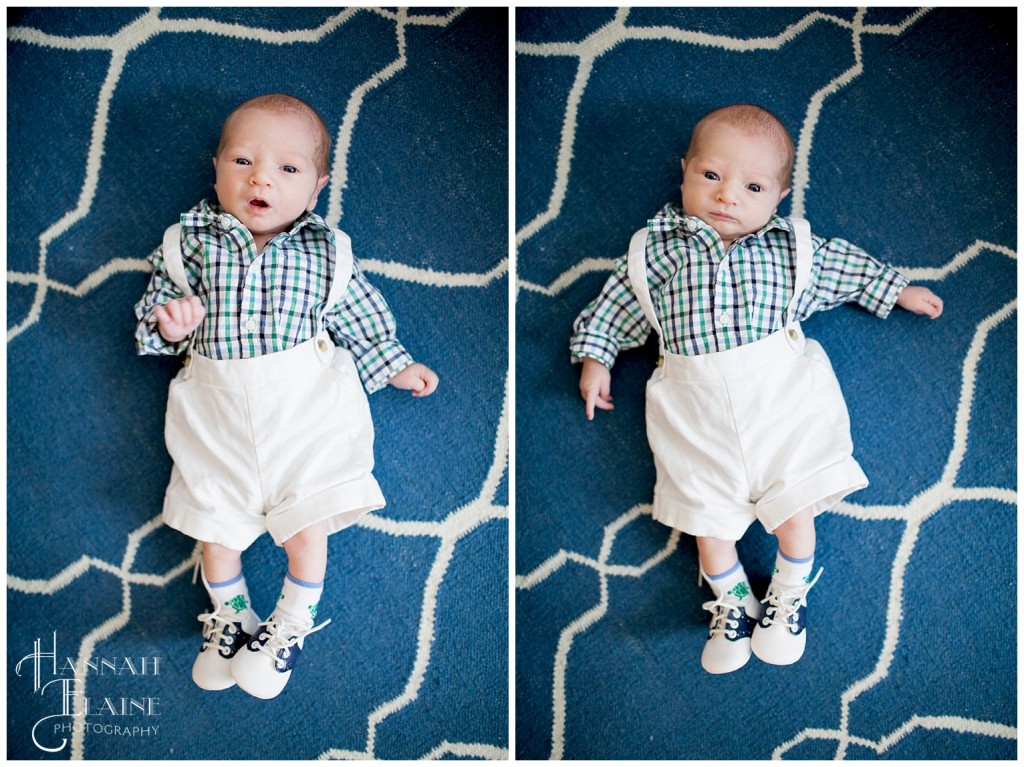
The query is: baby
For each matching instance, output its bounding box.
[134,94,438,699]
[571,104,941,674]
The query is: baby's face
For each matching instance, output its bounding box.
[213,108,329,246]
[680,123,790,248]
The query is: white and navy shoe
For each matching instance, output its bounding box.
[230,612,331,699]
[192,595,260,691]
[701,590,762,674]
[751,568,823,666]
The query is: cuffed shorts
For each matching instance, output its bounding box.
[162,337,385,551]
[645,326,868,541]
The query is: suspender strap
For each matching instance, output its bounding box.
[321,228,354,325]
[161,224,193,296]
[786,217,814,330]
[626,227,666,356]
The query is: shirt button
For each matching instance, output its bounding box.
[245,319,256,332]
[719,312,730,325]
[685,218,697,232]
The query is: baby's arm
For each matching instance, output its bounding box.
[579,357,614,420]
[388,362,439,398]
[896,285,943,319]
[153,296,206,342]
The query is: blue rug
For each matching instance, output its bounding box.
[7,8,507,760]
[515,7,1016,761]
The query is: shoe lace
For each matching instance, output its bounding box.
[254,614,332,670]
[197,606,241,654]
[760,567,823,630]
[192,555,248,655]
[701,595,744,638]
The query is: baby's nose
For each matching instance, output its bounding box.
[248,167,271,186]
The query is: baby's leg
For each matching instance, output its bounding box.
[193,541,258,691]
[696,535,760,675]
[231,521,329,699]
[202,541,243,582]
[282,519,328,583]
[275,519,328,623]
[696,535,739,576]
[772,507,815,560]
[752,507,822,666]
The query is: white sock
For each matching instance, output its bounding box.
[773,550,814,587]
[206,572,258,633]
[276,572,323,625]
[703,560,754,604]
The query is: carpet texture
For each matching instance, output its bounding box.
[515,7,1015,761]
[8,8,507,760]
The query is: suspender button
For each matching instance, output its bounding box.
[787,328,800,342]
[317,338,329,353]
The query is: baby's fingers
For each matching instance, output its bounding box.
[582,384,613,421]
[412,370,440,397]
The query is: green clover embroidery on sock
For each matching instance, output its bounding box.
[225,594,248,614]
[308,603,318,620]
[727,581,750,600]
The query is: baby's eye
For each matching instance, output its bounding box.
[282,165,299,174]
[232,158,251,166]
[747,183,763,193]
[703,171,719,181]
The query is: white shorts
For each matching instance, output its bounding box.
[645,326,868,541]
[162,337,385,551]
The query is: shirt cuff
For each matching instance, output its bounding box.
[134,316,188,356]
[569,330,620,369]
[356,340,416,394]
[859,265,910,319]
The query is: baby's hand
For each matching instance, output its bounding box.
[579,357,613,420]
[897,285,943,319]
[389,363,439,397]
[154,296,206,342]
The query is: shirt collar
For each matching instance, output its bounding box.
[181,198,331,240]
[649,203,792,245]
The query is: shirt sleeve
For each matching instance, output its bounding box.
[325,262,415,393]
[795,236,909,321]
[569,254,652,369]
[133,243,190,356]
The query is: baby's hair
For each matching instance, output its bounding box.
[685,104,795,187]
[217,93,332,176]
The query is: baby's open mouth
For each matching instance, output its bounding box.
[250,198,269,208]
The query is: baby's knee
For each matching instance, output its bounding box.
[283,520,327,553]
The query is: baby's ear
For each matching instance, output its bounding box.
[306,174,331,211]
[680,157,687,177]
[779,187,791,202]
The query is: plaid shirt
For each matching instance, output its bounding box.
[571,204,908,367]
[134,199,413,393]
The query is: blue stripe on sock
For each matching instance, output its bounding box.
[779,550,814,565]
[207,572,243,589]
[286,572,324,589]
[707,560,741,580]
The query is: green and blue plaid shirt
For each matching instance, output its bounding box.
[134,199,413,393]
[571,204,908,367]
